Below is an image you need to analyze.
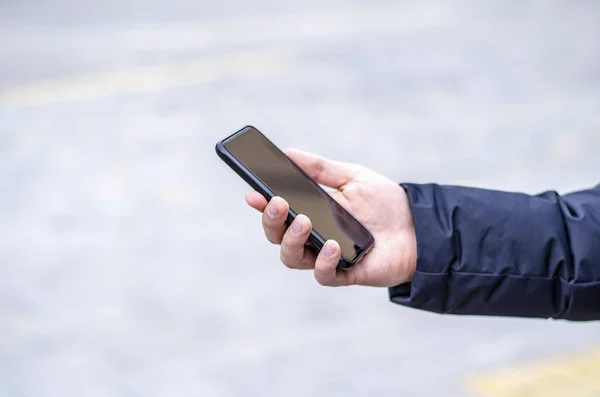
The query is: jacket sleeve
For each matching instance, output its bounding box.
[389,183,600,321]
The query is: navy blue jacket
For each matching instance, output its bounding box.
[389,184,600,321]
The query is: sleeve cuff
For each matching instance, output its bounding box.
[388,183,455,313]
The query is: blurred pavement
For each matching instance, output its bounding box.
[1,1,600,396]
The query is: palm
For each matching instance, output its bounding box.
[329,169,415,287]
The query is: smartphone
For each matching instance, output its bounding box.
[215,125,375,270]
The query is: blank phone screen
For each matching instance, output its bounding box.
[224,127,373,261]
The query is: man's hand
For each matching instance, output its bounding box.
[245,148,417,288]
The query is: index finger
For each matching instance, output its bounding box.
[245,190,268,212]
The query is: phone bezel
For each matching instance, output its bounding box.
[215,125,374,270]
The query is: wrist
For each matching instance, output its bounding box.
[399,184,417,284]
[404,229,417,282]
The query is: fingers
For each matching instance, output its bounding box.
[279,214,317,270]
[261,196,289,244]
[283,148,361,189]
[245,189,355,287]
[245,190,268,212]
[314,240,351,287]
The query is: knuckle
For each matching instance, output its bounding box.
[264,231,280,245]
[314,271,330,286]
[299,256,314,269]
[280,251,297,269]
[314,159,325,180]
[262,214,275,227]
[282,230,304,249]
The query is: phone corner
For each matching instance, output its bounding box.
[215,139,227,157]
[337,258,355,271]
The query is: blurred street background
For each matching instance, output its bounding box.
[1,1,600,396]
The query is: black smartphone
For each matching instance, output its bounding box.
[215,125,375,270]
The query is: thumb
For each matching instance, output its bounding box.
[283,148,360,189]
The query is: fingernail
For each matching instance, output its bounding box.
[323,241,335,257]
[267,203,278,218]
[290,218,303,235]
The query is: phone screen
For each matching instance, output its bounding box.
[223,127,374,261]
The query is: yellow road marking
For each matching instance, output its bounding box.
[466,347,600,397]
[0,50,295,108]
